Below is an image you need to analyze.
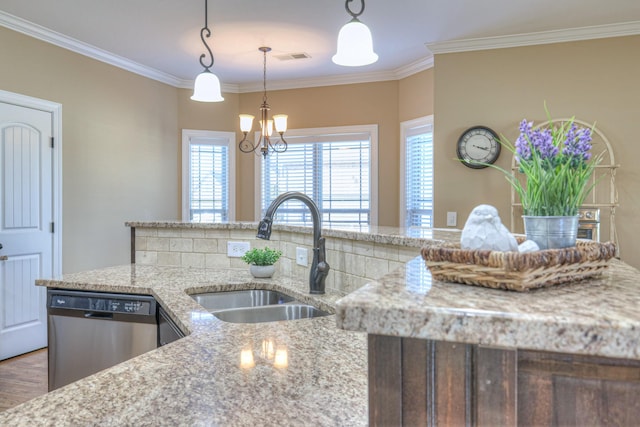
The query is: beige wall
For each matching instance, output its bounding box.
[1,22,431,273]
[0,20,436,276]
[0,27,180,273]
[6,21,635,271]
[233,81,402,224]
[433,35,640,268]
[399,67,434,122]
[178,72,433,226]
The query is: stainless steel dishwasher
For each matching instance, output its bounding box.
[47,289,157,391]
[157,305,185,346]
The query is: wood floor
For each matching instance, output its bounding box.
[0,348,48,412]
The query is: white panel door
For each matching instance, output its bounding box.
[0,102,53,360]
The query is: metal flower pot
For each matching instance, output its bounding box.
[523,215,579,250]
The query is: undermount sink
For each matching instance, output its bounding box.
[191,290,294,311]
[212,304,331,324]
[190,289,331,323]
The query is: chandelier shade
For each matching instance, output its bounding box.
[239,114,255,133]
[273,115,288,133]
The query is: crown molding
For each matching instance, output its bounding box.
[426,20,640,54]
[237,70,395,93]
[0,9,433,93]
[394,56,434,80]
[3,10,638,91]
[0,11,184,87]
[235,57,434,93]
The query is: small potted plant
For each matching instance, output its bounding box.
[241,246,282,278]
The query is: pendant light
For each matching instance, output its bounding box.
[332,0,378,67]
[238,47,288,158]
[191,0,224,102]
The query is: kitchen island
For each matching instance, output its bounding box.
[2,222,639,426]
[336,255,640,426]
[0,223,455,426]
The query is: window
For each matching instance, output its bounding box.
[182,130,235,222]
[400,116,434,227]
[256,125,378,227]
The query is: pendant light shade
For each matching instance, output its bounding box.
[332,0,378,67]
[332,20,378,66]
[191,0,224,103]
[191,71,224,102]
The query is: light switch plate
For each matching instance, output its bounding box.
[446,212,457,227]
[296,247,308,266]
[227,241,250,257]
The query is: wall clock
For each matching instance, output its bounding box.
[456,126,501,169]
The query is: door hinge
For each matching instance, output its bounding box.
[50,137,54,148]
[50,222,55,233]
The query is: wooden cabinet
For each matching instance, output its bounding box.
[368,335,640,426]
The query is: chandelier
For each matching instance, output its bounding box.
[238,47,288,158]
[332,0,378,67]
[190,0,224,102]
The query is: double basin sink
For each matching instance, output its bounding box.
[191,290,331,324]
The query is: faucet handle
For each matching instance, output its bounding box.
[317,237,326,263]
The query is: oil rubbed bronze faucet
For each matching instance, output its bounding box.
[257,192,330,294]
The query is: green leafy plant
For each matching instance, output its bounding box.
[488,105,602,216]
[241,247,282,266]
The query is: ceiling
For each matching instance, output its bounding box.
[2,1,640,92]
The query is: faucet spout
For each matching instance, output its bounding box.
[257,192,330,294]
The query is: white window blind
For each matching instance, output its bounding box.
[261,130,373,227]
[403,119,434,227]
[182,130,235,222]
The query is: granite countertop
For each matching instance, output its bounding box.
[4,221,639,424]
[125,220,464,248]
[336,256,640,360]
[0,265,368,426]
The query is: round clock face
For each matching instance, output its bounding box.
[456,126,501,169]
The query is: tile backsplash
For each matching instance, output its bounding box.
[132,226,423,294]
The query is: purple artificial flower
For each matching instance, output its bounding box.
[515,120,532,161]
[562,123,592,161]
[514,119,558,162]
[530,128,558,159]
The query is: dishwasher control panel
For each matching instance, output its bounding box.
[49,290,155,315]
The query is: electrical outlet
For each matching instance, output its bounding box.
[446,211,457,227]
[227,241,250,257]
[296,247,308,266]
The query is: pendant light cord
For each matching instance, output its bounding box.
[259,47,271,105]
[263,49,268,104]
[198,0,214,71]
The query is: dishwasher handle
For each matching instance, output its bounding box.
[84,312,114,320]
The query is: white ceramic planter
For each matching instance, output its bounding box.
[249,264,276,278]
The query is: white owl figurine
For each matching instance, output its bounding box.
[460,204,519,252]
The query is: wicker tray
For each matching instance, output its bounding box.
[420,239,617,292]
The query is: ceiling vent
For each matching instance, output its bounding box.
[275,52,311,61]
